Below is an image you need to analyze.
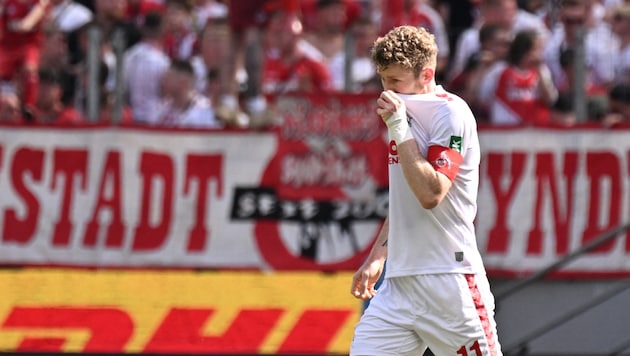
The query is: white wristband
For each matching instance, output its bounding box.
[385,105,413,144]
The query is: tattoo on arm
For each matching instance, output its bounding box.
[381,239,388,247]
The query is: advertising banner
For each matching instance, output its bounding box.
[0,269,359,354]
[0,95,629,277]
[477,127,630,276]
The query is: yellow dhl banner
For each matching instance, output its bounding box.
[0,269,362,354]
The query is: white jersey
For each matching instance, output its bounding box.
[157,94,223,129]
[124,42,171,124]
[386,86,485,278]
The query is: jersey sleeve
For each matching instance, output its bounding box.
[427,101,469,181]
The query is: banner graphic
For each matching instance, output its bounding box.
[477,128,630,276]
[0,96,629,276]
[0,269,360,354]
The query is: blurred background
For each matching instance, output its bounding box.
[1,0,630,355]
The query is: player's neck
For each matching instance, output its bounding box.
[415,80,437,95]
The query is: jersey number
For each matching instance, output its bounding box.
[457,340,481,356]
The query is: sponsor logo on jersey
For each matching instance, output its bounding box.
[449,136,462,153]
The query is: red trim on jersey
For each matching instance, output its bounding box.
[466,274,499,356]
[427,145,463,181]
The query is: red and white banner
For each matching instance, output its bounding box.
[477,127,630,277]
[0,95,629,277]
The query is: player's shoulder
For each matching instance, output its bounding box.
[402,87,472,114]
[431,86,473,113]
[406,88,476,128]
[400,86,458,103]
[434,88,477,126]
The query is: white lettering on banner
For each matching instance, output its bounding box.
[282,152,367,187]
[1,125,630,276]
[475,129,630,275]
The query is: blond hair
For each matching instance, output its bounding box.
[370,25,438,76]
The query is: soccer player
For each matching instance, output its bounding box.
[349,25,502,356]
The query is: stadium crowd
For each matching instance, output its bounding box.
[0,0,629,128]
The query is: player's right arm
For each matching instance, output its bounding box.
[350,216,388,300]
[378,90,453,209]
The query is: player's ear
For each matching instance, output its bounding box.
[421,67,434,83]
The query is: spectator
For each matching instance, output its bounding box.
[156,59,223,128]
[449,0,549,82]
[518,0,547,16]
[0,91,25,123]
[261,9,332,95]
[123,10,170,124]
[404,0,451,78]
[30,68,84,124]
[127,0,165,27]
[477,29,558,126]
[39,24,77,108]
[610,4,630,84]
[191,17,231,105]
[302,0,348,64]
[550,91,578,126]
[191,0,227,31]
[0,0,52,107]
[328,15,380,92]
[46,0,93,33]
[601,83,630,127]
[95,60,134,124]
[66,0,142,98]
[544,0,616,94]
[548,89,611,127]
[448,23,512,121]
[215,0,272,128]
[91,0,141,46]
[162,0,197,60]
[433,0,477,66]
[552,86,610,126]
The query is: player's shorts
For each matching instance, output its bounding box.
[350,273,502,356]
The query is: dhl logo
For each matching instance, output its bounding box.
[0,270,361,353]
[1,306,356,353]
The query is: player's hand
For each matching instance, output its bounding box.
[376,90,412,144]
[350,259,384,300]
[376,90,403,121]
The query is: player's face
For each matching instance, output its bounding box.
[377,64,422,94]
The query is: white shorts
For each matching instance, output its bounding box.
[350,273,502,356]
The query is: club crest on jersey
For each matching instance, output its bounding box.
[434,151,451,168]
[449,136,462,153]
